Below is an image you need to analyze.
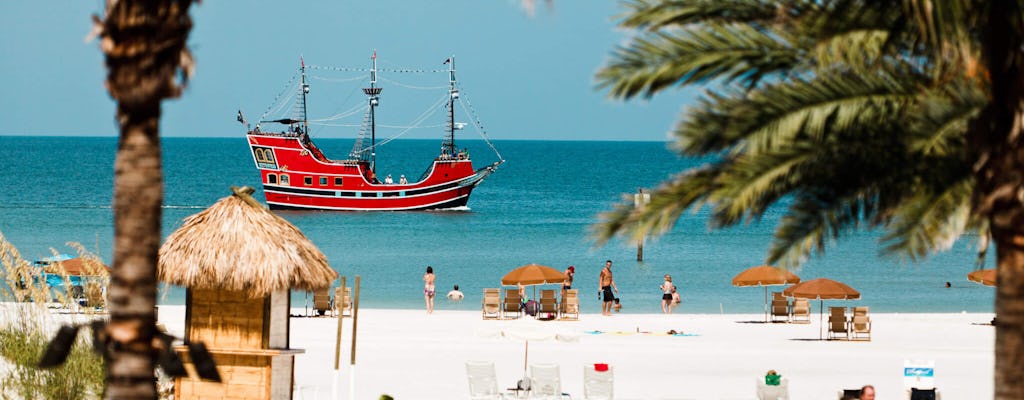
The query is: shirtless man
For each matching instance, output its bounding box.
[599,260,618,316]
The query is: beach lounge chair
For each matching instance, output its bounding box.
[334,286,352,317]
[529,363,569,399]
[770,298,790,323]
[827,307,849,340]
[465,361,507,400]
[790,299,811,323]
[583,365,613,400]
[483,288,502,320]
[851,307,871,341]
[312,287,332,316]
[503,288,523,319]
[756,377,789,400]
[539,289,558,319]
[561,289,579,320]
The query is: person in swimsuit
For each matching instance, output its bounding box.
[423,266,436,314]
[599,260,618,316]
[661,274,675,314]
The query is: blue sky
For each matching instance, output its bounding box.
[0,1,697,141]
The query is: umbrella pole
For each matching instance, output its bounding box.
[819,299,824,340]
[763,286,768,323]
[524,340,529,377]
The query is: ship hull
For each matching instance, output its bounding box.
[247,133,496,211]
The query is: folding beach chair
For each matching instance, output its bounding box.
[583,365,613,400]
[334,286,352,317]
[561,289,579,320]
[482,288,502,320]
[539,289,559,319]
[503,288,523,319]
[312,287,332,316]
[790,299,811,324]
[770,298,790,323]
[827,307,849,340]
[851,307,871,341]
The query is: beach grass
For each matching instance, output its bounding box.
[0,233,109,399]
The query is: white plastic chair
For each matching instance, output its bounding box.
[529,364,568,399]
[756,377,789,400]
[583,365,613,399]
[466,361,507,400]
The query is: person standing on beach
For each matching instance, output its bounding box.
[660,274,676,314]
[599,260,618,316]
[423,266,436,314]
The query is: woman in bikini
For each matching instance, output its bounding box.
[423,266,436,314]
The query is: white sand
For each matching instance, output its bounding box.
[154,306,992,399]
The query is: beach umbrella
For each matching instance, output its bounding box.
[477,317,579,377]
[502,263,567,302]
[783,278,860,340]
[501,264,567,286]
[731,265,801,322]
[967,269,996,286]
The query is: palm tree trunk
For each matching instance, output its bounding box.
[99,1,193,398]
[971,2,1024,398]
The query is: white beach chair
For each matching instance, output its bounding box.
[466,361,508,400]
[583,365,613,399]
[529,363,568,399]
[756,377,789,400]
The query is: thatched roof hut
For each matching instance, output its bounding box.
[159,186,336,400]
[158,186,337,295]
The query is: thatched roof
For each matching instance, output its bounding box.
[158,186,337,296]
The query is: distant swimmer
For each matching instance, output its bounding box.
[447,284,464,302]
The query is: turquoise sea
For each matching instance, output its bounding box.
[0,136,995,314]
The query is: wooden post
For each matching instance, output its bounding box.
[350,276,361,365]
[634,188,651,261]
[334,276,346,370]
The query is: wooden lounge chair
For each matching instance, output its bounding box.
[770,298,790,323]
[827,307,849,340]
[482,288,501,320]
[503,288,523,319]
[334,286,352,317]
[851,307,871,341]
[790,299,811,323]
[312,287,332,316]
[539,289,558,319]
[561,289,579,320]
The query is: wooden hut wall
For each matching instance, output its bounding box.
[186,288,270,349]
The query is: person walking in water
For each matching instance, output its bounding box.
[661,274,676,314]
[423,266,436,314]
[599,260,618,316]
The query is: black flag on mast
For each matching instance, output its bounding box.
[236,110,247,126]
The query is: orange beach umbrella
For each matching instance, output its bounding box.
[784,278,860,340]
[501,264,567,286]
[732,265,801,322]
[967,269,996,286]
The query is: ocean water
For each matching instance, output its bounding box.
[0,136,995,314]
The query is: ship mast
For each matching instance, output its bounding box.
[443,55,458,157]
[301,57,310,135]
[362,51,382,174]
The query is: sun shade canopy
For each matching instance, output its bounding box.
[158,186,337,296]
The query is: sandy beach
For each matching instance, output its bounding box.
[153,305,992,399]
